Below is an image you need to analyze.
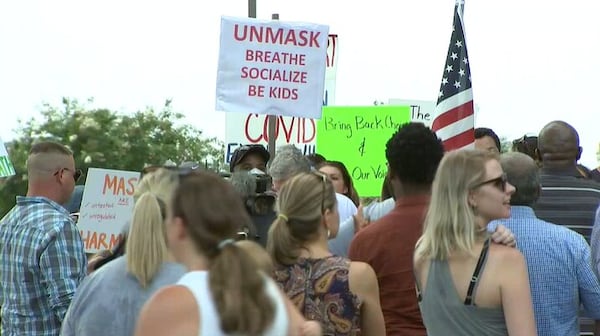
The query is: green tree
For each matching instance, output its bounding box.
[0,98,224,216]
[500,136,512,153]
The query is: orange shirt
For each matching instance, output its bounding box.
[348,195,429,336]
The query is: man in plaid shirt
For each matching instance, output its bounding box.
[0,141,87,336]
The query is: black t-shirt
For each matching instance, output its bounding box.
[249,211,277,248]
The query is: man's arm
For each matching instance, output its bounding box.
[39,220,87,322]
[575,236,600,319]
[591,207,600,277]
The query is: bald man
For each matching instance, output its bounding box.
[533,120,600,243]
[0,142,87,336]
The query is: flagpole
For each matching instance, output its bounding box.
[248,0,256,18]
[456,0,465,18]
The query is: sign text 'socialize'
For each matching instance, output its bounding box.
[223,34,339,163]
[216,16,329,119]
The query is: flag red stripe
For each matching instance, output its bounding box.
[431,100,475,132]
[442,128,475,151]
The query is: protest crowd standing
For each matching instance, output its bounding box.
[3,104,600,336]
[0,116,600,336]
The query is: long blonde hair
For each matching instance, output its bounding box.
[415,149,498,260]
[266,172,336,266]
[126,168,178,287]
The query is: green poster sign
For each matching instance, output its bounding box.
[316,106,411,197]
[0,155,15,177]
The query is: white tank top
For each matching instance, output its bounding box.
[176,271,288,336]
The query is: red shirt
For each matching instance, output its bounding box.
[348,195,429,336]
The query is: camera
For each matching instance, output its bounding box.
[225,170,277,216]
[224,169,277,247]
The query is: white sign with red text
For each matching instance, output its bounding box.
[224,34,339,163]
[77,168,140,253]
[216,16,329,119]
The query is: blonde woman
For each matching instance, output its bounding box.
[414,149,536,335]
[61,168,185,336]
[268,172,385,335]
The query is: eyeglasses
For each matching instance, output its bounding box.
[472,173,508,192]
[55,168,82,182]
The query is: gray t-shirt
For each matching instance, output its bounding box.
[60,256,186,336]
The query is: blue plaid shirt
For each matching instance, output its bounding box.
[489,206,600,336]
[0,196,87,336]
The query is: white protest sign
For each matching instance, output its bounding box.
[223,34,339,163]
[216,16,329,119]
[388,99,436,127]
[0,137,16,177]
[77,168,140,253]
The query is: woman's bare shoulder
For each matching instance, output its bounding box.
[488,242,525,266]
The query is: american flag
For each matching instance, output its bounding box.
[431,0,475,150]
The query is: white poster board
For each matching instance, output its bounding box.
[224,34,339,163]
[216,16,329,119]
[0,137,16,177]
[388,99,436,127]
[77,168,140,253]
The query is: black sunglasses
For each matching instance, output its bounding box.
[55,168,82,182]
[472,173,508,192]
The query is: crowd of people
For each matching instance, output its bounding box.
[1,119,600,335]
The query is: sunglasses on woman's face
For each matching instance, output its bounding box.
[473,173,508,192]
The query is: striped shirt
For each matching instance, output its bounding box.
[0,196,87,336]
[490,206,600,336]
[533,167,600,243]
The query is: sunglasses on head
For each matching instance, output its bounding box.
[310,171,328,214]
[142,163,201,177]
[473,173,508,192]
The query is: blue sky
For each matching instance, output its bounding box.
[1,0,599,167]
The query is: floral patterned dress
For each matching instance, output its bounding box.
[273,256,362,336]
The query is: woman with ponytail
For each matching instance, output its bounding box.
[61,168,185,336]
[135,171,314,336]
[268,172,385,335]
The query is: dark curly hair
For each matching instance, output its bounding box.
[385,122,444,186]
[474,127,501,152]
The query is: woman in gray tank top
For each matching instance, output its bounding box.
[414,150,537,336]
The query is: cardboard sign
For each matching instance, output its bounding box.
[316,106,411,197]
[0,137,16,177]
[216,16,329,119]
[388,99,436,127]
[224,34,339,163]
[77,168,140,253]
